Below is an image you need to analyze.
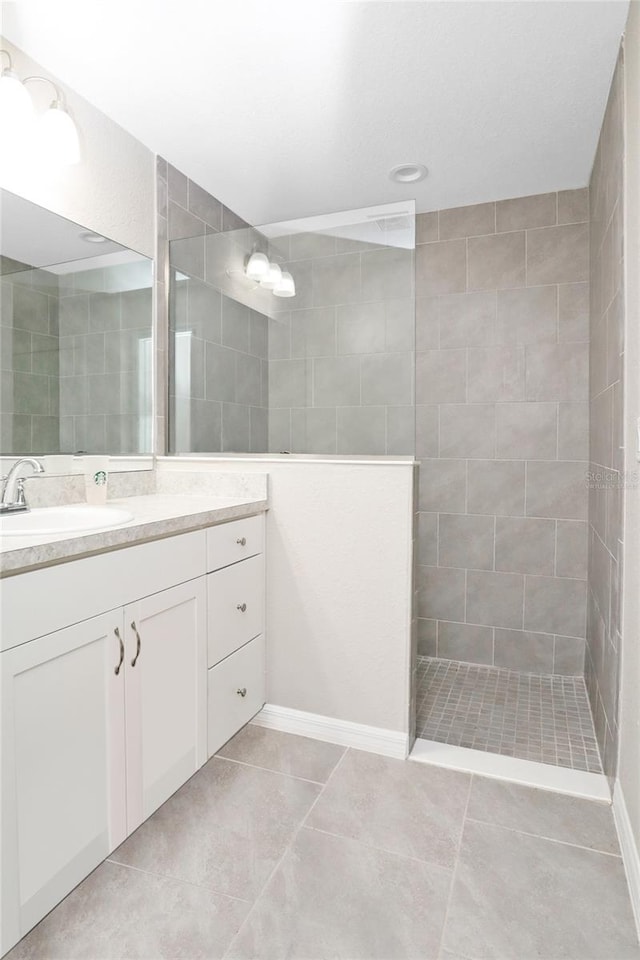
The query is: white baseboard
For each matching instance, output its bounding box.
[410,738,611,802]
[613,780,640,939]
[252,704,409,759]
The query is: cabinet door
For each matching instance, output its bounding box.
[0,611,126,955]
[124,578,207,833]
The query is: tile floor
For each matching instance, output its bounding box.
[8,724,638,960]
[416,656,602,773]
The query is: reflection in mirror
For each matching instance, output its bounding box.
[0,189,154,461]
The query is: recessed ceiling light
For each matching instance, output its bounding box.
[389,163,428,184]
[80,231,107,243]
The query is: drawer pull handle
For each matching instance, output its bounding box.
[236,537,247,546]
[237,687,247,698]
[237,603,247,612]
[130,621,142,667]
[114,628,124,676]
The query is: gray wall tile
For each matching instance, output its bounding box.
[493,628,554,673]
[466,570,524,629]
[416,240,467,296]
[361,353,413,406]
[438,622,494,664]
[418,565,467,621]
[526,461,588,521]
[496,402,557,459]
[466,460,525,517]
[416,350,466,404]
[525,342,589,401]
[495,517,555,576]
[496,193,557,232]
[314,356,360,406]
[336,406,386,455]
[439,404,495,459]
[525,576,587,637]
[467,346,525,402]
[526,223,589,285]
[467,232,525,290]
[439,203,495,240]
[439,513,494,570]
[497,286,557,345]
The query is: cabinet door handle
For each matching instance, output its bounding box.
[114,627,124,676]
[130,621,142,667]
[236,603,247,612]
[236,537,247,546]
[236,687,247,698]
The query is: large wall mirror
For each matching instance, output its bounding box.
[0,189,154,468]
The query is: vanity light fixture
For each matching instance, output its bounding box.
[0,51,81,165]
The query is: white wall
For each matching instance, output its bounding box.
[0,37,154,258]
[158,457,415,734]
[620,0,640,853]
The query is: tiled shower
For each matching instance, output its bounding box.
[163,45,624,779]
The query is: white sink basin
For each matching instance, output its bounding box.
[0,505,135,537]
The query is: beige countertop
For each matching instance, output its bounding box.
[0,493,268,577]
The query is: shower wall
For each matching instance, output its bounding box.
[587,48,625,779]
[267,234,415,455]
[416,190,590,676]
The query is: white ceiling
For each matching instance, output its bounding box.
[0,0,630,225]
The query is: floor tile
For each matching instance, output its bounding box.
[7,860,249,960]
[217,724,346,782]
[466,775,620,853]
[443,820,640,959]
[306,748,470,868]
[110,756,320,900]
[227,826,451,960]
[417,656,602,773]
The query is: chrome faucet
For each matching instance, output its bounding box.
[0,458,45,514]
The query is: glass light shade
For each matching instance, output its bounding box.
[273,271,296,298]
[0,69,33,133]
[245,251,269,281]
[38,101,81,165]
[260,262,282,290]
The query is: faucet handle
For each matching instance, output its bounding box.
[15,478,27,507]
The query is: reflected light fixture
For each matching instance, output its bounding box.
[245,251,269,281]
[240,251,296,299]
[260,261,282,290]
[0,50,81,165]
[0,51,33,134]
[273,271,296,298]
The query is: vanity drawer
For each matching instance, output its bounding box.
[207,555,264,666]
[207,634,265,757]
[206,515,263,573]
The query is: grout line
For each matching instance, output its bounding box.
[213,753,331,786]
[303,823,456,871]
[437,772,474,956]
[463,816,621,858]
[222,747,350,958]
[104,857,253,903]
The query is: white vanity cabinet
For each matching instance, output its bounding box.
[206,515,266,756]
[0,611,127,952]
[0,513,265,957]
[124,578,207,832]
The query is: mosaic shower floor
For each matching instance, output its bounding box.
[416,656,602,774]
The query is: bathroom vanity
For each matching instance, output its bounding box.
[0,494,267,955]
